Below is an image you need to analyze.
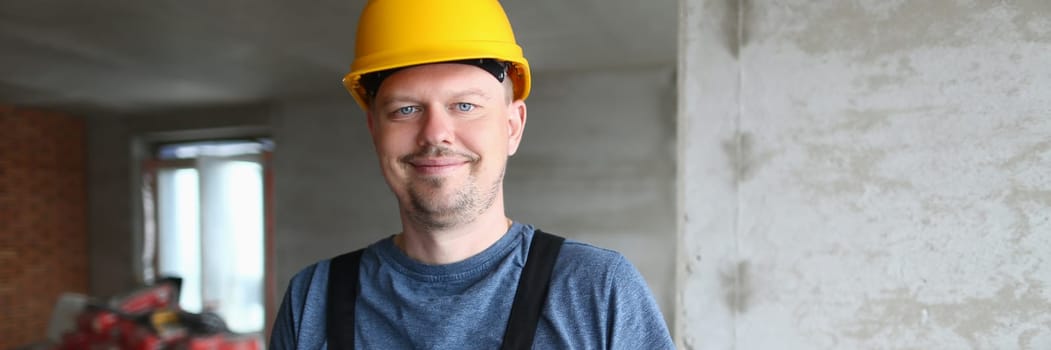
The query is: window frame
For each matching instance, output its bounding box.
[138,139,276,336]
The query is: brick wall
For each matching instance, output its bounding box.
[0,105,88,348]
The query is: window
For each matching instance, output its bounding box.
[142,139,273,334]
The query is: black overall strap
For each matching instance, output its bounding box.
[500,230,565,350]
[326,249,364,350]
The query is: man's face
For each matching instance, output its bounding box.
[367,63,526,229]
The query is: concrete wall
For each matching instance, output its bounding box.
[678,0,1051,349]
[270,96,397,295]
[271,66,678,326]
[508,66,677,326]
[87,66,678,330]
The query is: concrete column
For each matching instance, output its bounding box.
[676,0,742,348]
[679,0,1051,348]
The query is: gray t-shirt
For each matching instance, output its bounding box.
[269,222,674,349]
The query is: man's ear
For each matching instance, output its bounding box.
[507,100,527,156]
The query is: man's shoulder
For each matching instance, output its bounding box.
[548,238,636,286]
[556,239,626,267]
[286,257,333,295]
[541,237,673,348]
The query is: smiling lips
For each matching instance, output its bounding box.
[402,146,478,176]
[401,143,481,175]
[408,157,471,175]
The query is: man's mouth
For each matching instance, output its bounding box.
[408,158,470,175]
[402,146,478,176]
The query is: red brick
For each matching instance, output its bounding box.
[0,106,86,348]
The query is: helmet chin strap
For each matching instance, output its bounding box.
[361,59,508,99]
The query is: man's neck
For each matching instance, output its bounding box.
[396,210,512,265]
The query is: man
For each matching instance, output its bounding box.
[269,0,674,348]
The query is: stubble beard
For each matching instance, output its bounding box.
[407,168,502,230]
[399,145,504,230]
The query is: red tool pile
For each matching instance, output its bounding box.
[53,278,262,350]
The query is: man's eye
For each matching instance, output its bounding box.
[454,103,475,112]
[396,106,419,115]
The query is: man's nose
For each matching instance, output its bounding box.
[417,108,455,146]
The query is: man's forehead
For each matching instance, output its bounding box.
[389,63,501,84]
[374,64,508,101]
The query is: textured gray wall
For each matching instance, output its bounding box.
[508,67,677,327]
[271,66,678,325]
[679,0,1051,349]
[88,67,677,327]
[87,115,137,297]
[270,96,397,296]
[81,66,677,327]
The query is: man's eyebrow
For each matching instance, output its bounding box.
[450,88,494,101]
[374,94,417,108]
[377,89,495,107]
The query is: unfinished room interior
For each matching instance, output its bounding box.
[1,0,1048,348]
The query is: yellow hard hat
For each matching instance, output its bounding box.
[343,0,532,110]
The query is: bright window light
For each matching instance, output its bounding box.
[151,139,269,334]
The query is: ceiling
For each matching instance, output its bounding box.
[0,0,676,114]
